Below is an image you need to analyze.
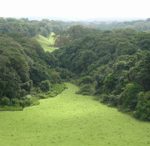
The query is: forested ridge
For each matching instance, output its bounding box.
[54,26,150,120]
[0,31,64,109]
[0,18,150,120]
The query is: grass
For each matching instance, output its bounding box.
[0,83,150,146]
[0,106,23,111]
[36,32,58,52]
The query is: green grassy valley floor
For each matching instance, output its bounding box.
[36,33,58,52]
[0,83,150,146]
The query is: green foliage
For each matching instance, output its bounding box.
[134,91,150,121]
[129,52,150,91]
[77,84,95,95]
[100,94,119,106]
[39,80,51,92]
[53,26,150,120]
[20,95,40,107]
[137,32,150,50]
[0,36,30,99]
[11,98,20,106]
[0,18,150,121]
[0,18,70,37]
[79,76,93,85]
[0,97,10,105]
[119,83,143,111]
[30,63,50,85]
[48,83,66,97]
[0,33,62,107]
[38,83,66,98]
[103,73,117,93]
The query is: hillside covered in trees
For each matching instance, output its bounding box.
[53,26,150,121]
[0,33,63,109]
[0,18,150,120]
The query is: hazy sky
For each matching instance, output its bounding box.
[0,0,150,21]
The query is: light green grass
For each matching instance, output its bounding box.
[0,83,150,146]
[36,32,58,52]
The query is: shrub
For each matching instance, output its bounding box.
[39,80,51,92]
[100,94,119,106]
[100,94,109,103]
[103,73,117,93]
[77,84,95,95]
[79,76,93,85]
[20,95,39,107]
[0,97,10,106]
[134,91,150,121]
[119,83,143,111]
[11,98,20,106]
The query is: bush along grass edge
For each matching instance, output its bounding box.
[0,83,66,111]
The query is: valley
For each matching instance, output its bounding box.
[0,83,150,146]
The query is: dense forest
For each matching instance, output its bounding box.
[0,18,66,109]
[53,26,150,120]
[0,18,150,120]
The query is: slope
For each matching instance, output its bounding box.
[36,33,58,52]
[0,83,150,146]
